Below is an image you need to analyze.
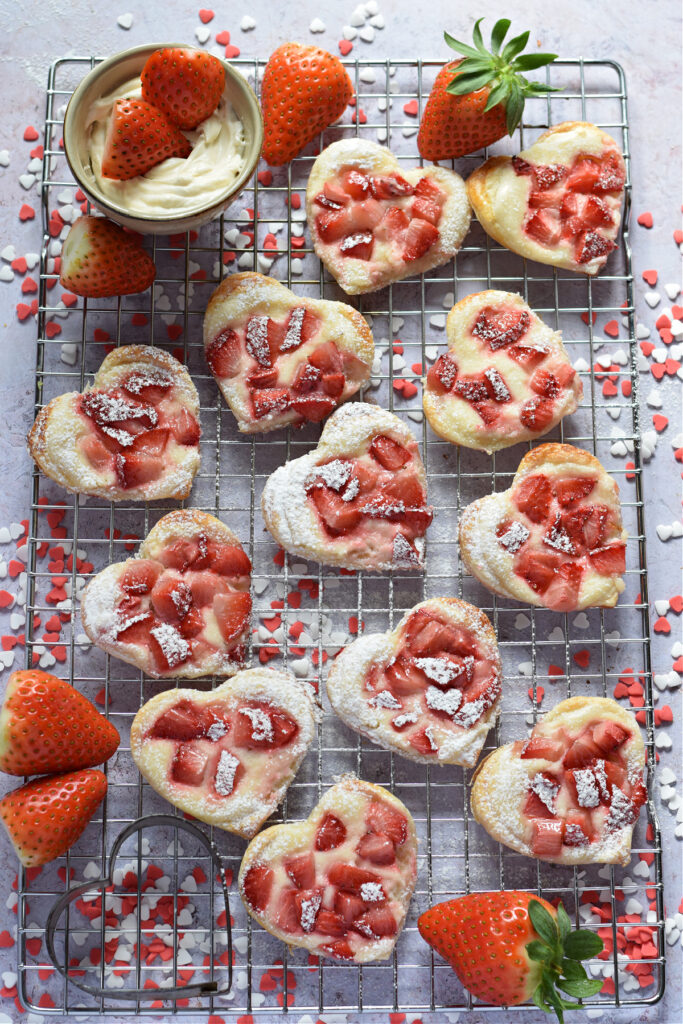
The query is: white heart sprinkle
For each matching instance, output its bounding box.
[655,599,670,616]
[194,25,211,44]
[635,322,651,339]
[9,523,23,540]
[548,627,564,643]
[342,25,357,40]
[515,613,530,630]
[376,127,388,142]
[117,13,133,30]
[309,17,326,33]
[573,356,590,371]
[644,291,661,308]
[604,631,621,646]
[370,13,385,28]
[359,68,376,83]
[429,314,446,329]
[665,282,680,300]
[606,407,621,420]
[573,613,589,629]
[660,767,677,785]
[18,173,35,190]
[350,5,366,27]
[359,25,375,42]
[0,150,9,167]
[0,266,13,282]
[240,15,256,30]
[365,0,379,13]
[1,245,16,262]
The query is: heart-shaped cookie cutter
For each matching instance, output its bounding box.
[45,813,232,1002]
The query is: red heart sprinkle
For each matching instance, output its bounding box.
[669,595,682,614]
[674,229,683,244]
[642,269,658,286]
[215,31,230,44]
[403,100,419,116]
[23,126,39,141]
[166,324,183,341]
[19,204,35,221]
[637,212,653,228]
[602,380,618,397]
[548,664,564,677]
[652,414,668,432]
[659,704,674,722]
[581,311,597,325]
[654,616,671,634]
[16,303,31,321]
[655,314,671,330]
[257,170,273,186]
[621,380,632,397]
[603,320,619,338]
[199,9,214,23]
[625,461,635,480]
[651,363,665,380]
[11,257,27,273]
[339,40,353,56]
[224,44,240,58]
[665,358,681,374]
[45,321,61,339]
[131,312,148,326]
[639,340,654,356]
[573,649,590,669]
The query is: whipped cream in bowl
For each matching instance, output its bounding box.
[64,43,263,234]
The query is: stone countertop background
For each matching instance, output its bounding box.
[0,1,680,1022]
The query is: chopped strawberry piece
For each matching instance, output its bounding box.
[115,451,164,489]
[316,909,348,937]
[555,478,596,506]
[588,544,626,575]
[334,891,366,922]
[275,888,301,933]
[515,474,553,524]
[122,370,172,404]
[366,800,408,846]
[315,191,344,210]
[575,231,614,265]
[120,560,161,595]
[454,376,489,403]
[375,205,411,242]
[316,209,350,242]
[115,612,155,647]
[150,577,193,623]
[370,173,415,199]
[207,328,241,378]
[412,197,440,225]
[531,818,564,858]
[523,789,557,820]
[171,744,209,787]
[354,907,397,938]
[322,181,349,206]
[243,864,273,912]
[247,368,279,389]
[309,341,343,373]
[472,402,499,426]
[356,831,395,865]
[233,704,298,749]
[213,591,251,645]
[168,408,200,446]
[402,218,439,261]
[472,307,530,350]
[413,176,444,202]
[290,361,322,394]
[310,485,363,533]
[284,852,316,890]
[407,618,462,657]
[525,209,561,247]
[188,570,226,608]
[204,542,251,578]
[534,164,568,190]
[290,395,336,422]
[563,811,593,847]
[370,434,411,470]
[564,505,609,552]
[178,607,205,638]
[505,345,547,368]
[79,433,114,471]
[382,473,425,509]
[521,735,564,761]
[159,538,207,572]
[543,561,584,612]
[581,195,613,228]
[567,156,624,194]
[252,388,290,419]
[426,353,458,393]
[327,864,382,894]
[152,701,211,741]
[512,156,533,175]
[602,760,628,793]
[130,426,170,457]
[321,372,345,398]
[516,549,563,595]
[592,720,629,754]
[279,307,321,354]
[340,168,371,199]
[529,368,560,398]
[315,812,347,851]
[408,728,437,756]
[519,396,555,432]
[385,655,427,696]
[563,733,602,769]
[320,939,355,961]
[339,232,374,260]
[529,189,563,209]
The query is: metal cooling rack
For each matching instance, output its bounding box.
[16,56,664,1016]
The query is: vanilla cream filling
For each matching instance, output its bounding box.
[85,76,246,216]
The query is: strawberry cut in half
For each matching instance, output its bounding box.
[101,98,191,181]
[141,47,226,130]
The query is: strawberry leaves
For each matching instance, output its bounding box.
[444,17,558,136]
[527,899,603,1022]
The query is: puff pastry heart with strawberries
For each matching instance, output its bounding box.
[81,510,252,678]
[261,402,432,570]
[306,139,470,294]
[239,776,417,962]
[459,444,627,612]
[130,668,318,838]
[424,291,582,452]
[467,122,626,275]
[471,697,646,865]
[326,598,502,767]
[27,346,201,500]
[203,273,374,431]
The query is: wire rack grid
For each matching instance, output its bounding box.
[15,55,664,1017]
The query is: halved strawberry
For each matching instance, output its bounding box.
[243,864,274,912]
[315,812,347,851]
[354,906,397,938]
[427,353,458,393]
[207,327,241,378]
[588,544,626,575]
[101,98,191,181]
[171,743,209,786]
[141,47,226,130]
[213,591,251,644]
[530,818,564,857]
[327,863,382,894]
[370,173,415,199]
[555,477,596,506]
[366,800,408,846]
[60,216,156,299]
[310,486,362,534]
[115,451,164,489]
[402,218,439,261]
[370,435,411,470]
[356,832,395,865]
[515,474,553,524]
[525,209,561,247]
[284,852,316,890]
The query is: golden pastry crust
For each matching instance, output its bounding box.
[130,668,319,838]
[27,345,201,500]
[261,401,430,570]
[326,597,501,768]
[467,122,625,275]
[238,775,418,962]
[459,443,627,610]
[471,696,646,866]
[306,138,471,294]
[81,509,250,679]
[203,272,374,432]
[423,290,582,452]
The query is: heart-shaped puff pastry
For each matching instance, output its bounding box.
[81,510,251,678]
[27,345,201,500]
[261,402,432,570]
[423,290,582,453]
[203,273,374,432]
[471,696,646,865]
[239,775,417,962]
[326,598,501,768]
[459,443,626,612]
[130,668,318,838]
[306,138,470,294]
[467,122,625,275]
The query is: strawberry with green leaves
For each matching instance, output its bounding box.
[418,891,604,1020]
[0,769,107,867]
[418,19,558,161]
[101,97,191,181]
[141,47,226,131]
[60,215,156,297]
[0,670,119,776]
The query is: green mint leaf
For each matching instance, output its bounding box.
[512,52,558,71]
[556,903,572,942]
[490,18,511,54]
[472,18,487,54]
[561,958,588,981]
[529,900,559,947]
[558,978,604,998]
[564,930,604,960]
[444,31,485,60]
[502,29,531,62]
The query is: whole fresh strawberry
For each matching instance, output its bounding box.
[418,19,558,161]
[418,892,603,1020]
[0,769,107,866]
[0,670,119,776]
[141,47,226,130]
[101,97,191,180]
[60,215,156,297]
[260,43,353,165]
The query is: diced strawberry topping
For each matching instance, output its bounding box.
[321,372,345,398]
[412,197,441,225]
[453,376,489,403]
[544,562,584,612]
[316,910,348,937]
[152,701,211,741]
[232,704,298,749]
[120,560,161,595]
[515,474,553,523]
[79,434,114,471]
[130,426,170,457]
[426,353,458,393]
[575,231,615,265]
[413,176,444,202]
[375,205,411,242]
[402,218,439,262]
[150,576,193,623]
[385,656,427,696]
[340,168,371,199]
[289,395,336,422]
[512,156,533,175]
[310,485,363,534]
[528,189,563,209]
[252,387,290,419]
[521,735,564,761]
[207,542,251,578]
[525,209,561,247]
[115,452,164,489]
[534,164,568,190]
[581,195,614,228]
[320,939,355,961]
[531,818,564,857]
[588,543,626,575]
[213,591,251,645]
[339,232,374,260]
[169,408,200,446]
[334,891,366,922]
[171,744,209,786]
[370,173,415,199]
[523,789,557,820]
[354,906,397,938]
[529,368,560,398]
[366,801,408,846]
[243,864,273,912]
[505,344,547,368]
[472,307,530,350]
[592,720,629,754]
[408,728,437,756]
[321,181,349,207]
[247,368,279,389]
[519,396,555,432]
[563,733,603,769]
[327,863,382,894]
[356,832,395,865]
[290,361,322,394]
[207,327,241,378]
[370,435,411,471]
[563,811,593,846]
[555,477,596,506]
[309,341,343,373]
[516,549,563,595]
[284,852,316,890]
[315,813,347,851]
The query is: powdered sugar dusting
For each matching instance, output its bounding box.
[415,656,461,686]
[369,690,402,710]
[214,749,240,796]
[529,772,560,812]
[307,459,352,492]
[149,623,190,668]
[299,892,322,932]
[498,520,530,553]
[280,306,306,351]
[484,366,511,401]
[392,533,419,565]
[245,315,271,365]
[207,720,228,741]
[606,786,635,831]
[573,767,600,807]
[239,706,274,743]
[425,685,462,717]
[360,882,384,902]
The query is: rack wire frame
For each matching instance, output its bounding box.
[15,55,665,1016]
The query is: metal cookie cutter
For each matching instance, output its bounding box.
[45,813,232,1002]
